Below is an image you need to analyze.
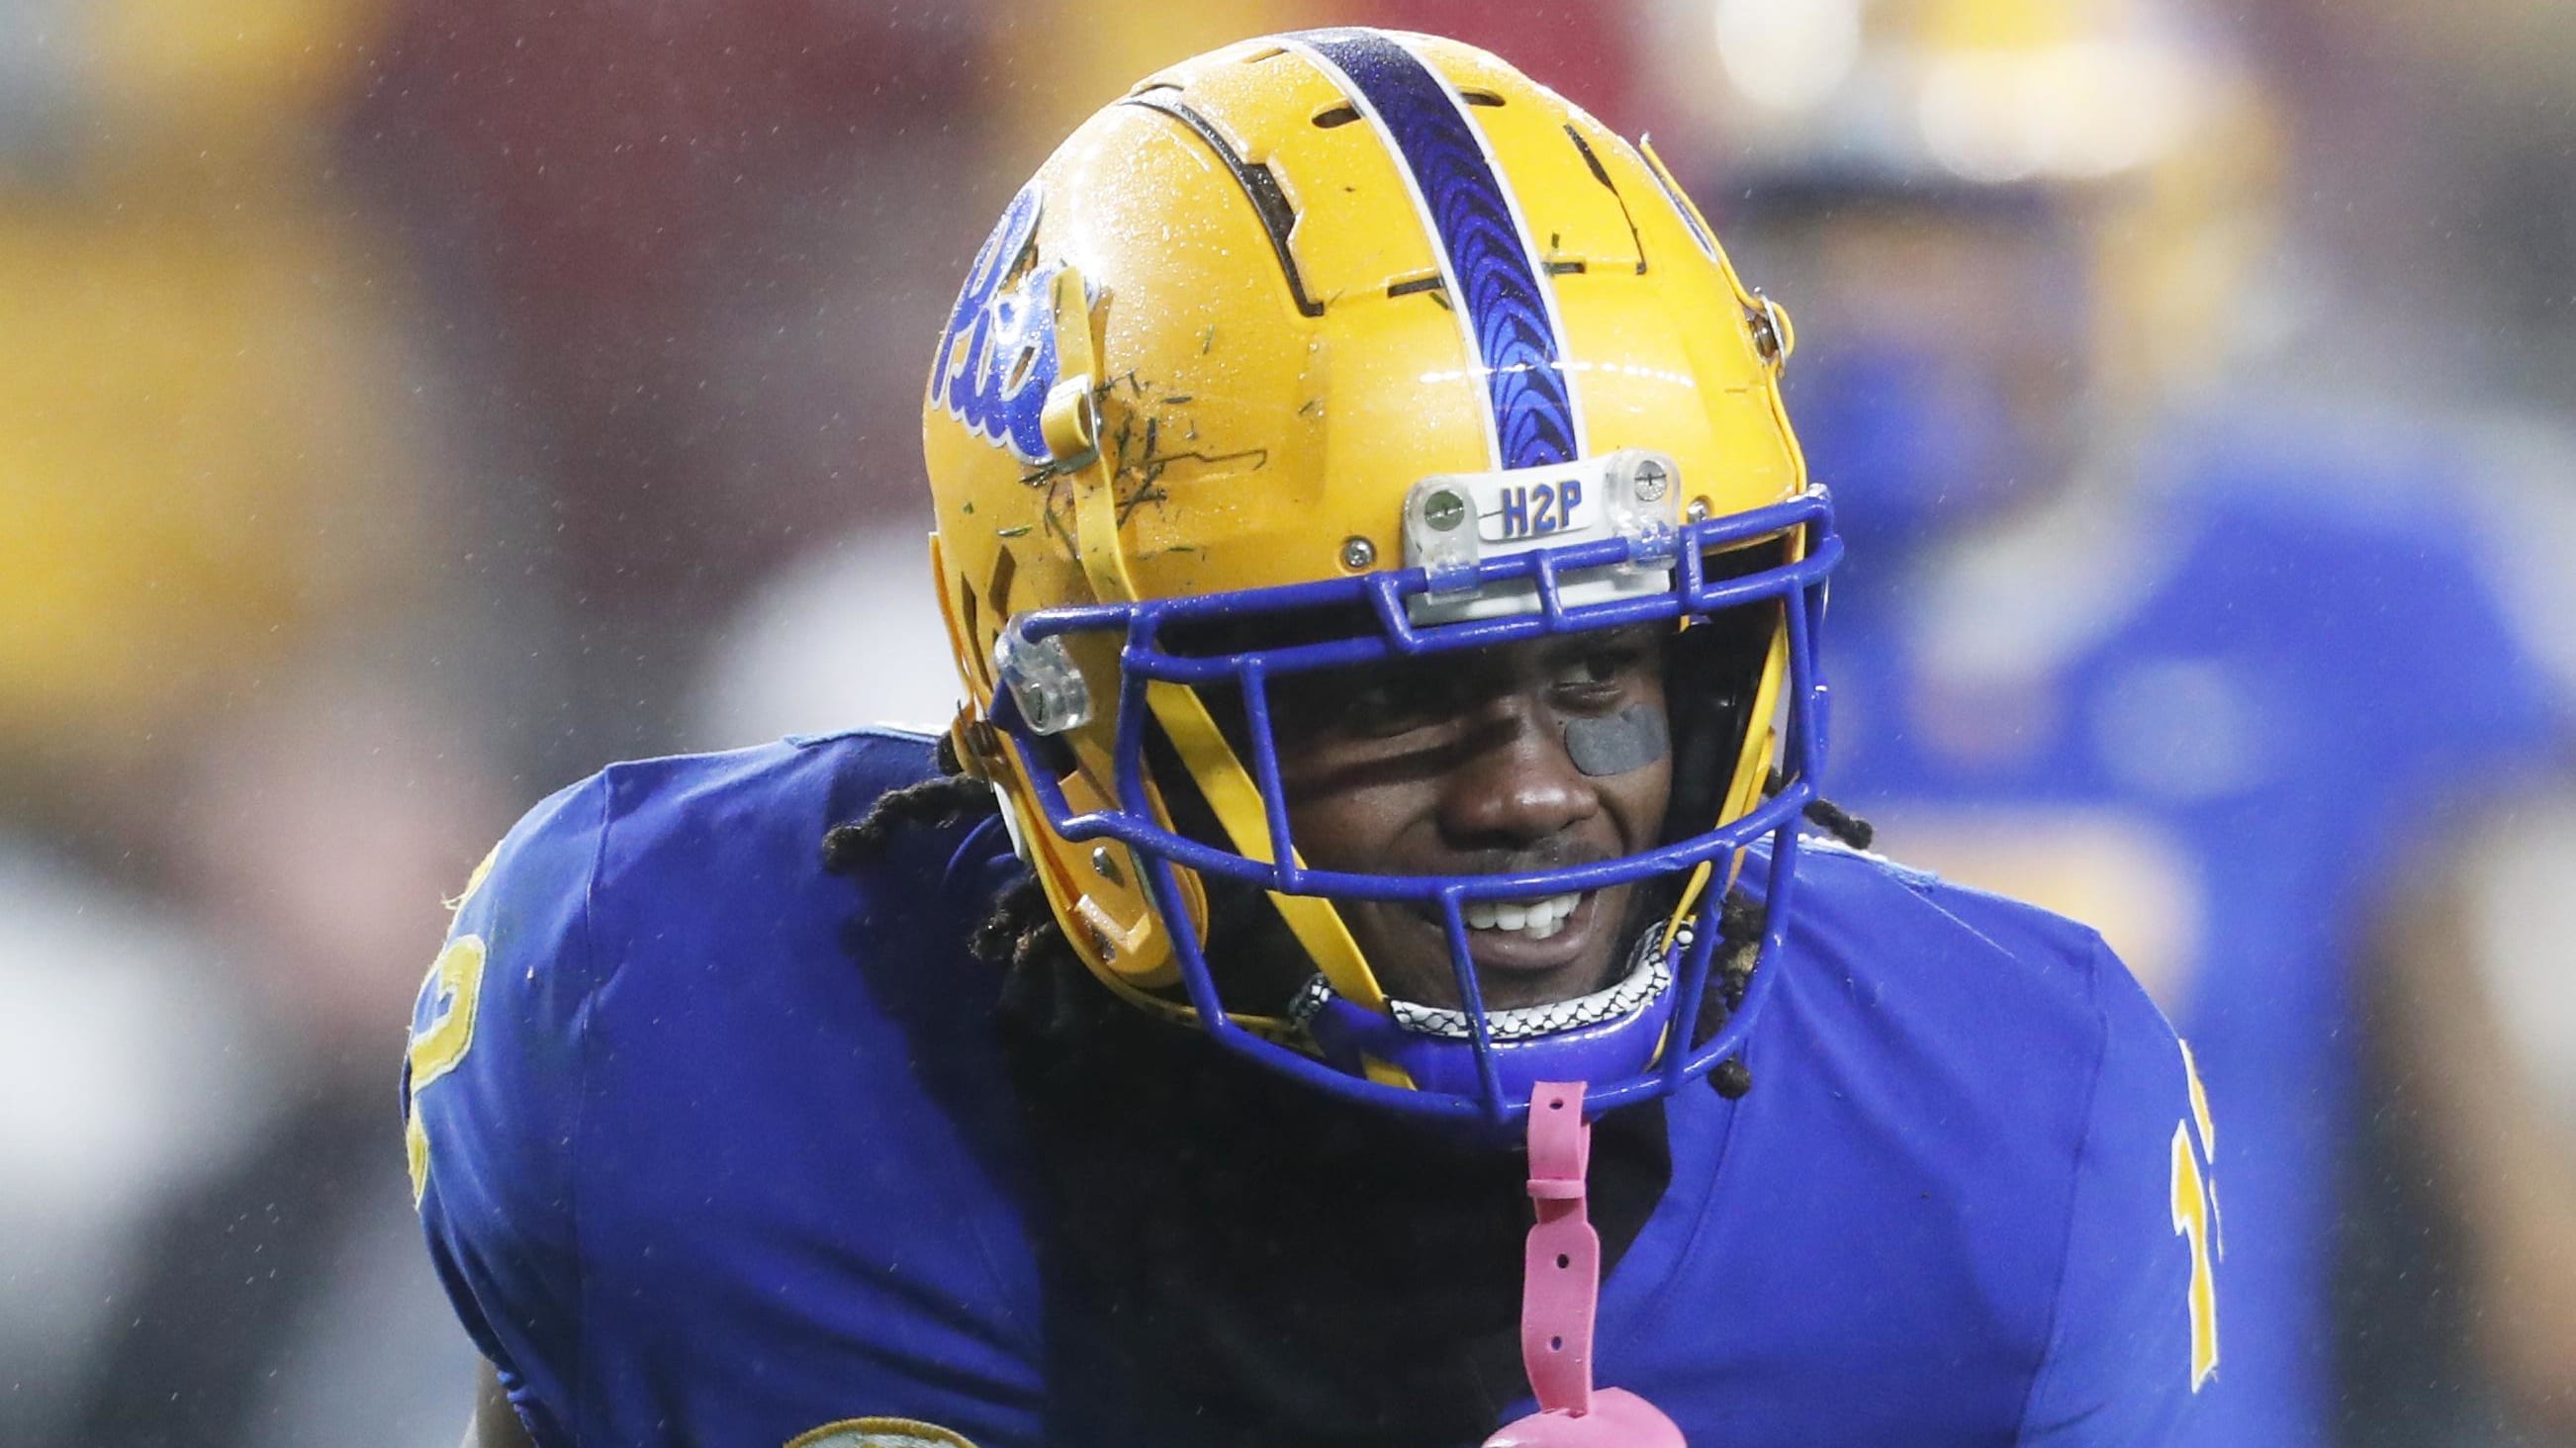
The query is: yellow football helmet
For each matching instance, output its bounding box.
[921,28,1837,1122]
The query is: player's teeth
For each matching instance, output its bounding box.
[1464,891,1583,937]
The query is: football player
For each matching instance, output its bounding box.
[408,29,2224,1446]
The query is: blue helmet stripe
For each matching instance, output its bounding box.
[1289,28,1583,471]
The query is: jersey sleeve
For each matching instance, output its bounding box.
[2016,935,2227,1446]
[401,771,614,1447]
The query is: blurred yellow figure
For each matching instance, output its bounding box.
[0,0,432,798]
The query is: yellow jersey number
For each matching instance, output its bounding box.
[406,843,501,1205]
[2168,1041,2221,1389]
[406,936,488,1204]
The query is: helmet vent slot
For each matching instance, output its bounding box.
[1566,124,1614,187]
[957,581,989,689]
[1312,103,1360,129]
[1460,88,1508,107]
[1564,124,1649,276]
[985,544,1018,617]
[1121,91,1327,318]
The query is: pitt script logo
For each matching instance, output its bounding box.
[929,181,1064,466]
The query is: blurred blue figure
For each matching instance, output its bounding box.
[1824,409,2552,1448]
[1657,0,2569,1441]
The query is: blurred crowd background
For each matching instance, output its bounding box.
[4,0,2572,1443]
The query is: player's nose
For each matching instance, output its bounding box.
[1435,693,1600,852]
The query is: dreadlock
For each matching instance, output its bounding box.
[818,731,991,873]
[822,740,1878,1102]
[820,733,1089,980]
[1767,767,1875,852]
[1801,796,1875,851]
[1693,780,1874,1099]
[971,870,1076,975]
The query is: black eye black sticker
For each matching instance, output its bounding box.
[1563,703,1669,777]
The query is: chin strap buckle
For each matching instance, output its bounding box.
[1481,1081,1687,1448]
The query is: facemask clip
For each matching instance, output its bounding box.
[994,616,1091,735]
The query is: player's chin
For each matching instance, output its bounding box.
[1351,884,1634,1014]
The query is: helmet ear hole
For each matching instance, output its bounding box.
[1660,622,1753,836]
[1661,553,1785,846]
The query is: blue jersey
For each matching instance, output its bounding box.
[406,730,2225,1447]
[1822,421,2558,1448]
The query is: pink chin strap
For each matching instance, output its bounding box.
[1481,1081,1687,1448]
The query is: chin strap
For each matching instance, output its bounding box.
[1483,1082,1688,1448]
